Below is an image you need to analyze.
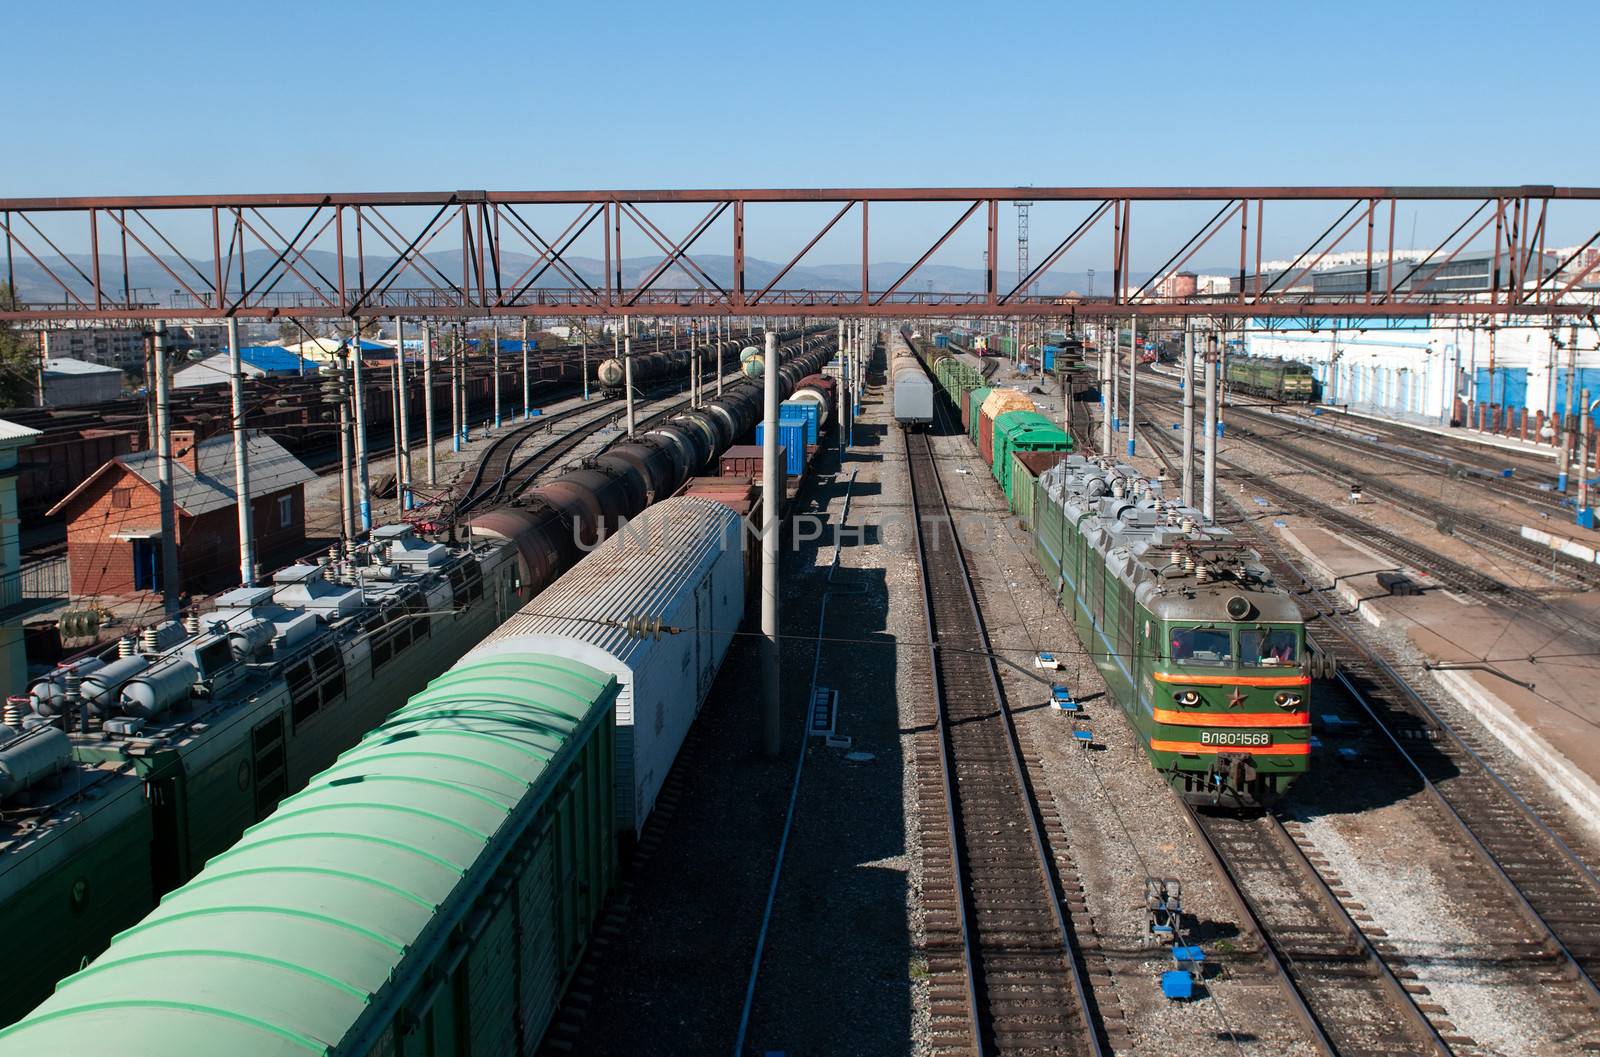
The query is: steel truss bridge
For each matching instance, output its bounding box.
[2,186,1598,323]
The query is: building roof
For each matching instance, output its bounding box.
[47,432,317,518]
[42,357,122,377]
[0,419,43,443]
[174,347,308,386]
[0,655,617,1057]
[282,337,391,362]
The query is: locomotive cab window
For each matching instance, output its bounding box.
[1241,627,1300,667]
[1168,624,1233,666]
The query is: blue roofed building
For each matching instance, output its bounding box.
[172,345,310,388]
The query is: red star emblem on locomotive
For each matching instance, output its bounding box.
[1227,687,1247,708]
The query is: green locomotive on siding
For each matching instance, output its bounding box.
[1225,355,1316,402]
[1032,456,1312,806]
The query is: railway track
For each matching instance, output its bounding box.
[1142,369,1567,512]
[1141,391,1598,590]
[457,402,604,511]
[1133,420,1600,1048]
[1135,414,1582,620]
[906,429,1105,1057]
[1184,809,1450,1057]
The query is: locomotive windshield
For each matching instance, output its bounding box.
[1169,625,1233,666]
[1241,627,1300,667]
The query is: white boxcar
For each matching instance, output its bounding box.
[892,355,934,428]
[468,496,744,835]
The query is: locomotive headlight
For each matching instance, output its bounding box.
[1274,692,1303,708]
[1174,690,1201,707]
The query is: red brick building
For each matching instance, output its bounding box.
[48,429,316,599]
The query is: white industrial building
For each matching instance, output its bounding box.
[1245,320,1600,432]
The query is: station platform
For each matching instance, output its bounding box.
[1296,402,1563,464]
[1277,521,1600,837]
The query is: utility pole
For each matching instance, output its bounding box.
[690,320,699,407]
[624,333,636,437]
[352,329,372,535]
[492,322,502,430]
[152,321,180,617]
[521,318,531,421]
[716,316,725,396]
[389,328,403,511]
[226,317,254,585]
[582,321,590,402]
[1204,331,1219,524]
[1127,315,1138,457]
[395,317,410,509]
[761,328,781,757]
[337,349,354,539]
[1099,324,1113,455]
[1181,320,1196,508]
[451,326,462,453]
[1580,390,1596,526]
[1559,323,1578,492]
[423,324,436,487]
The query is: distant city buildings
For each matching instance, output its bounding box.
[22,324,226,372]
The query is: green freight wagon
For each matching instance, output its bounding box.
[0,655,621,1057]
[1008,450,1066,526]
[992,410,1072,498]
[965,386,993,442]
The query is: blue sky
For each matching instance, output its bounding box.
[9,0,1599,262]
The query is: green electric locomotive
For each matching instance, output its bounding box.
[1032,456,1312,806]
[1225,355,1316,402]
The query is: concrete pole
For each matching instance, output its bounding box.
[390,357,403,507]
[1110,322,1121,443]
[761,328,781,757]
[226,317,255,586]
[1127,315,1138,457]
[423,324,436,487]
[1581,389,1594,515]
[337,351,354,539]
[1181,322,1196,509]
[716,316,724,397]
[352,333,372,535]
[492,322,502,430]
[521,318,531,420]
[451,327,462,453]
[1099,325,1112,455]
[388,329,403,510]
[582,323,591,403]
[396,318,410,508]
[1559,324,1578,492]
[1204,332,1219,524]
[152,322,180,618]
[624,335,636,437]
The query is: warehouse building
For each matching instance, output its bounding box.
[1245,321,1600,437]
[48,430,317,599]
[173,345,309,388]
[40,357,124,406]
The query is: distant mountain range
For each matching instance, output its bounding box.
[6,248,1153,305]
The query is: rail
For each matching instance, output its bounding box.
[1137,419,1600,1028]
[906,428,1104,1057]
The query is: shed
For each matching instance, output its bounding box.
[40,357,123,406]
[47,430,318,598]
[172,346,309,389]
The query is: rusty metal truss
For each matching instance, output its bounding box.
[2,187,1598,322]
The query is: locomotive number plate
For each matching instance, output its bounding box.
[1201,731,1271,747]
